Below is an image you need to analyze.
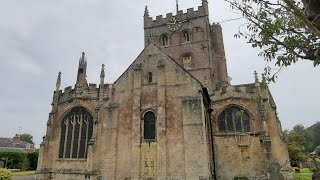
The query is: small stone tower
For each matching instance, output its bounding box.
[143,0,229,92]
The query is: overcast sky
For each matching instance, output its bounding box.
[0,0,319,147]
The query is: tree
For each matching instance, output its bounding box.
[287,142,308,166]
[309,122,320,146]
[0,157,12,169]
[20,133,34,144]
[285,124,313,152]
[226,0,320,77]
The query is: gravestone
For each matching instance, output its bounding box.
[267,162,284,180]
[313,171,320,180]
[0,160,4,168]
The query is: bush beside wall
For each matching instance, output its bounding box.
[0,151,38,170]
[0,169,12,180]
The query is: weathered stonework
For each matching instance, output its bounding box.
[36,1,292,179]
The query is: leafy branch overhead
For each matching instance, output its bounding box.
[226,0,320,67]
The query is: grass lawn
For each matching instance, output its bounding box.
[11,171,35,176]
[293,168,313,180]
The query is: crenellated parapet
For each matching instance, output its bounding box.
[211,83,269,103]
[55,84,111,104]
[144,6,207,29]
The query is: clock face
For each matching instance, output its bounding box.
[167,17,182,31]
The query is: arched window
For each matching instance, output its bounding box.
[59,107,93,159]
[160,34,169,46]
[144,111,156,140]
[182,53,193,70]
[218,107,251,133]
[182,30,190,43]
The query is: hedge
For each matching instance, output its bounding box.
[0,151,38,170]
[26,152,38,170]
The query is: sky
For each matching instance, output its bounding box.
[0,0,319,147]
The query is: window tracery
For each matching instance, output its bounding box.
[218,107,251,134]
[59,107,93,159]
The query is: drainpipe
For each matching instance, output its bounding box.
[208,107,217,180]
[202,87,217,180]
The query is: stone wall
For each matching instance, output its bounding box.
[211,84,292,179]
[37,44,212,180]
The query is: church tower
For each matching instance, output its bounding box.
[144,0,229,91]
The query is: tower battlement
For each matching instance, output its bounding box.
[211,83,269,103]
[144,5,207,29]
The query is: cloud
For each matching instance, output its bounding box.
[8,54,42,75]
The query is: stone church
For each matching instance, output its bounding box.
[36,1,293,179]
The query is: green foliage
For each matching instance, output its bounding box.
[226,0,320,74]
[293,168,313,180]
[0,169,12,180]
[315,145,320,156]
[0,152,28,170]
[309,122,320,147]
[284,124,314,153]
[0,152,38,171]
[26,152,38,170]
[287,143,308,166]
[20,134,34,144]
[283,122,320,166]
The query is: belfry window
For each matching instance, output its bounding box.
[182,30,190,42]
[218,107,251,134]
[182,53,193,70]
[59,107,93,159]
[161,34,169,46]
[144,111,156,140]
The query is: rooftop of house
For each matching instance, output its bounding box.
[0,134,35,152]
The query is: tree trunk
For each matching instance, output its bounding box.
[302,0,320,29]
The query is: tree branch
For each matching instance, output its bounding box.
[282,0,320,37]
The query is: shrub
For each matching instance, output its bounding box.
[0,151,38,171]
[0,168,12,180]
[27,152,38,170]
[19,157,29,171]
[0,152,28,170]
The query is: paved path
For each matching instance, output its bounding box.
[13,176,34,180]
